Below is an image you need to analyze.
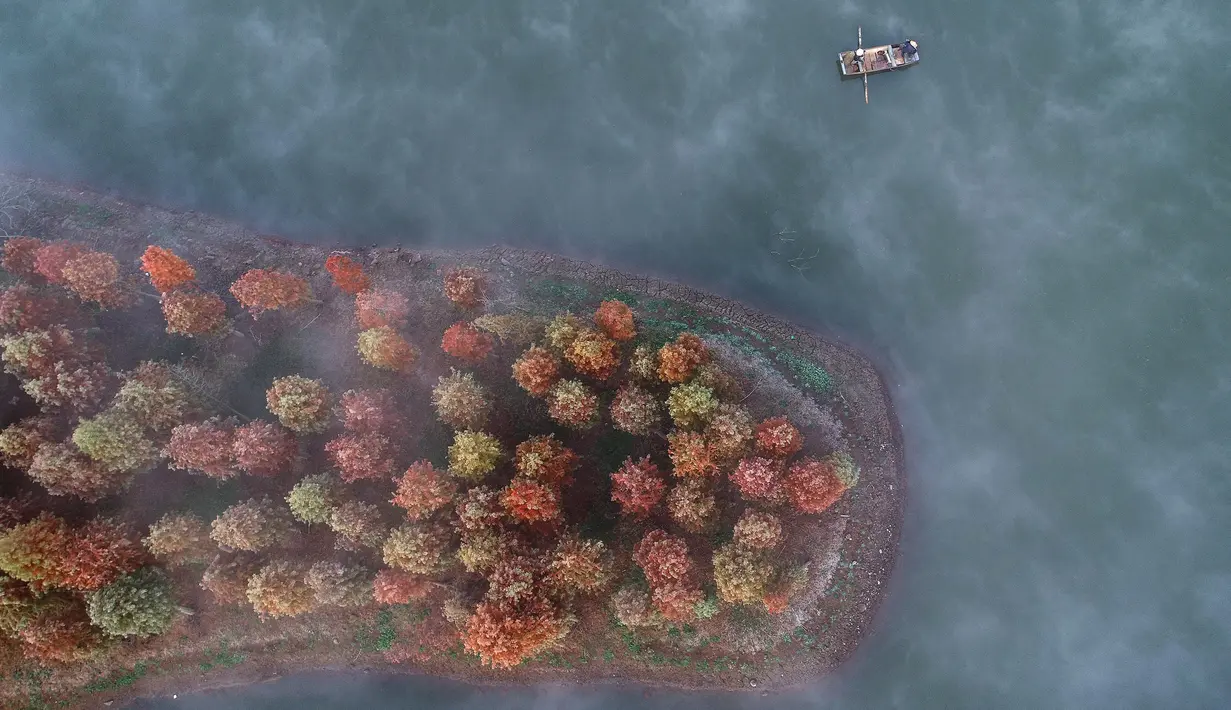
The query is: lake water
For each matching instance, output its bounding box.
[2,1,1230,708]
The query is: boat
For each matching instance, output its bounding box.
[837,40,920,77]
[837,28,919,103]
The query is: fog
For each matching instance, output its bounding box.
[2,0,1230,708]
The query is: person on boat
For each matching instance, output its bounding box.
[852,47,865,72]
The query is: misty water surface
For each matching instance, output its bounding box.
[2,1,1230,709]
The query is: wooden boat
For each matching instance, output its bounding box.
[837,28,919,103]
[837,40,919,77]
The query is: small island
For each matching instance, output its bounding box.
[0,176,904,708]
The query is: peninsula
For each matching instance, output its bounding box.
[0,176,904,708]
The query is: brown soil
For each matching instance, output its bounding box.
[0,174,905,708]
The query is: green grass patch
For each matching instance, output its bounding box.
[84,663,147,693]
[706,331,767,361]
[636,317,690,348]
[354,609,398,652]
[543,651,572,668]
[13,667,53,708]
[620,627,644,657]
[790,625,819,649]
[525,279,592,310]
[599,290,640,306]
[729,605,770,632]
[775,349,834,394]
[199,641,246,671]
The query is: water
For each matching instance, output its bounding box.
[3,1,1230,708]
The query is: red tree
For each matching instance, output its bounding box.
[754,417,803,458]
[17,357,113,412]
[762,588,790,615]
[633,530,702,622]
[651,582,704,623]
[455,487,505,533]
[514,435,578,487]
[61,251,126,307]
[730,457,784,503]
[0,285,71,332]
[511,345,560,397]
[339,388,404,434]
[391,461,457,520]
[324,254,370,294]
[443,267,485,308]
[27,443,128,502]
[1,237,44,280]
[140,246,196,292]
[17,601,101,663]
[657,332,708,383]
[633,530,694,586]
[441,322,493,363]
[33,242,87,285]
[161,289,227,336]
[564,329,620,380]
[611,457,665,518]
[167,420,237,479]
[326,433,398,482]
[0,513,73,591]
[594,300,636,341]
[463,598,571,669]
[355,288,410,329]
[667,431,718,478]
[232,421,296,476]
[373,568,432,605]
[784,457,846,514]
[230,269,312,314]
[501,480,562,525]
[58,519,146,591]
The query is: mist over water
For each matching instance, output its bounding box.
[3,1,1231,708]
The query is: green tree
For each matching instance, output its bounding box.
[86,567,177,638]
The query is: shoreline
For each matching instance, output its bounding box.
[0,174,906,708]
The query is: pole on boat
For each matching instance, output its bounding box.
[859,26,868,104]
